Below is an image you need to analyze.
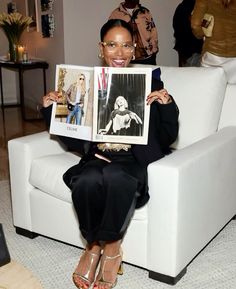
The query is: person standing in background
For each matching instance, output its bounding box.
[191,0,236,84]
[173,0,203,67]
[109,0,158,65]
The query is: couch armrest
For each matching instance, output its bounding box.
[147,126,236,277]
[8,131,66,230]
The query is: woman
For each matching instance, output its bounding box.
[99,95,142,136]
[66,73,86,125]
[191,0,236,83]
[41,19,179,289]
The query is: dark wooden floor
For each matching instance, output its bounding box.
[0,106,47,180]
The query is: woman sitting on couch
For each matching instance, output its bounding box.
[41,19,179,289]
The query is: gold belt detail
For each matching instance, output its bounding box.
[97,143,131,152]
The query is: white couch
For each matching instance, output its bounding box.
[8,66,236,284]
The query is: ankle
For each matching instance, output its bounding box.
[93,245,123,288]
[86,242,102,255]
[103,241,122,256]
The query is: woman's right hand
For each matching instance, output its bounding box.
[42,91,59,108]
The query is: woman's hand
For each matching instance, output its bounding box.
[42,91,59,108]
[146,89,172,105]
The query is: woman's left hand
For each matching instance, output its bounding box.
[42,91,59,108]
[146,89,172,105]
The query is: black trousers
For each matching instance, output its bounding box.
[71,151,146,244]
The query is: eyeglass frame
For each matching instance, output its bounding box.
[100,41,136,53]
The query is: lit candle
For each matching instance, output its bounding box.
[18,46,24,61]
[22,49,28,62]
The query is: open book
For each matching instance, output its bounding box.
[50,65,152,144]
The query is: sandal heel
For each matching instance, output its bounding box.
[117,262,123,275]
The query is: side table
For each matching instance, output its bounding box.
[0,59,49,120]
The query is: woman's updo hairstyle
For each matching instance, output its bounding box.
[100,19,134,41]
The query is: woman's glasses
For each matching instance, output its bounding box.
[100,41,136,53]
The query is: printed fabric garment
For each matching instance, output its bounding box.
[109,3,158,59]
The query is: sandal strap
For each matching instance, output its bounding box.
[86,250,100,258]
[73,250,101,288]
[96,249,123,288]
[103,252,121,260]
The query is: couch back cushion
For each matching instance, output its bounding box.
[218,84,236,130]
[160,66,226,149]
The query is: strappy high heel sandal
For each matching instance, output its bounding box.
[93,249,123,289]
[73,250,101,289]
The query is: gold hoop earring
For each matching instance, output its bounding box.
[132,54,135,61]
[98,53,104,59]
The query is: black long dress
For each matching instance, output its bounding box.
[41,68,179,244]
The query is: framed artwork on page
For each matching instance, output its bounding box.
[40,0,54,12]
[25,0,40,32]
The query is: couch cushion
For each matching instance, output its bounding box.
[160,66,227,149]
[132,205,147,221]
[218,84,236,130]
[30,152,80,203]
[29,151,148,220]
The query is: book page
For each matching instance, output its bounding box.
[93,67,152,144]
[50,64,94,141]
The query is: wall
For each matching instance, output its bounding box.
[17,0,65,91]
[0,0,65,106]
[0,0,18,104]
[63,0,181,67]
[1,0,181,103]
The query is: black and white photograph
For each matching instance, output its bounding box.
[93,66,152,144]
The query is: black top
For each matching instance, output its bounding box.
[41,68,179,208]
[41,68,179,168]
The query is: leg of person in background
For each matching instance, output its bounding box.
[186,53,201,67]
[177,52,188,67]
[201,52,236,84]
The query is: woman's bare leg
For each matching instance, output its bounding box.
[93,240,123,289]
[73,242,102,289]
